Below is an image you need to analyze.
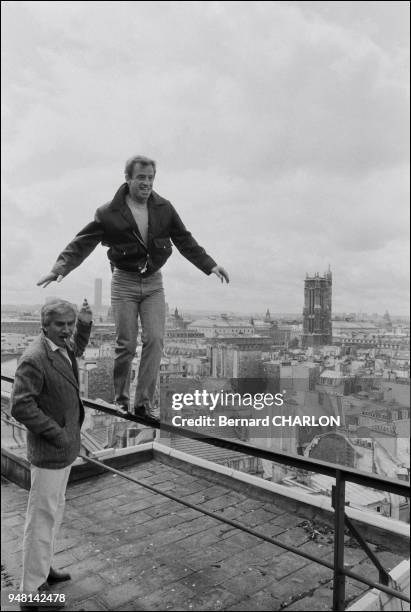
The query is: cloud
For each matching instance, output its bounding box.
[2,1,409,314]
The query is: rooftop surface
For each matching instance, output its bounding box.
[1,456,406,612]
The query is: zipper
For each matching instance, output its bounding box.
[132,230,148,252]
[131,230,149,273]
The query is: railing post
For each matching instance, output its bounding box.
[332,471,346,611]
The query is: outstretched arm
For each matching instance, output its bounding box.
[37,213,104,287]
[170,206,218,274]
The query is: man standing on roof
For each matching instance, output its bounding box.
[37,155,229,419]
[11,298,92,607]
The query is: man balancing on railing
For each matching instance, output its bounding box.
[11,298,92,610]
[37,155,229,420]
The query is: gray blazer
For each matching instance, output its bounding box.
[11,320,91,469]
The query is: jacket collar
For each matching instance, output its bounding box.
[110,183,164,210]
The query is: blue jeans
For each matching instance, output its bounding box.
[111,268,165,410]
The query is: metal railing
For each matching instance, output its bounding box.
[1,374,410,610]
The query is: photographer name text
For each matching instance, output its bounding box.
[171,415,340,427]
[170,391,340,428]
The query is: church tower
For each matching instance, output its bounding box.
[302,269,332,347]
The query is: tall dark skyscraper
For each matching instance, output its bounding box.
[302,269,332,347]
[94,278,103,311]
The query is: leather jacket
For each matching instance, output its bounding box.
[51,183,217,278]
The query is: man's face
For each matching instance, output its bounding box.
[44,313,76,348]
[128,163,155,202]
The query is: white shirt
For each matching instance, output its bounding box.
[126,195,149,245]
[45,337,73,367]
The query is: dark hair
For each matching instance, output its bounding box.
[124,155,156,179]
[41,300,77,327]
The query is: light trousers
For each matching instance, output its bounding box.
[21,464,72,591]
[111,268,166,409]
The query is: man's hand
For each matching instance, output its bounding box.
[78,298,93,325]
[211,266,230,284]
[37,272,64,288]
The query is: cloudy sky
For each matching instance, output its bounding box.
[2,1,409,315]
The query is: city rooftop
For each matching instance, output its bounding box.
[1,420,410,612]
